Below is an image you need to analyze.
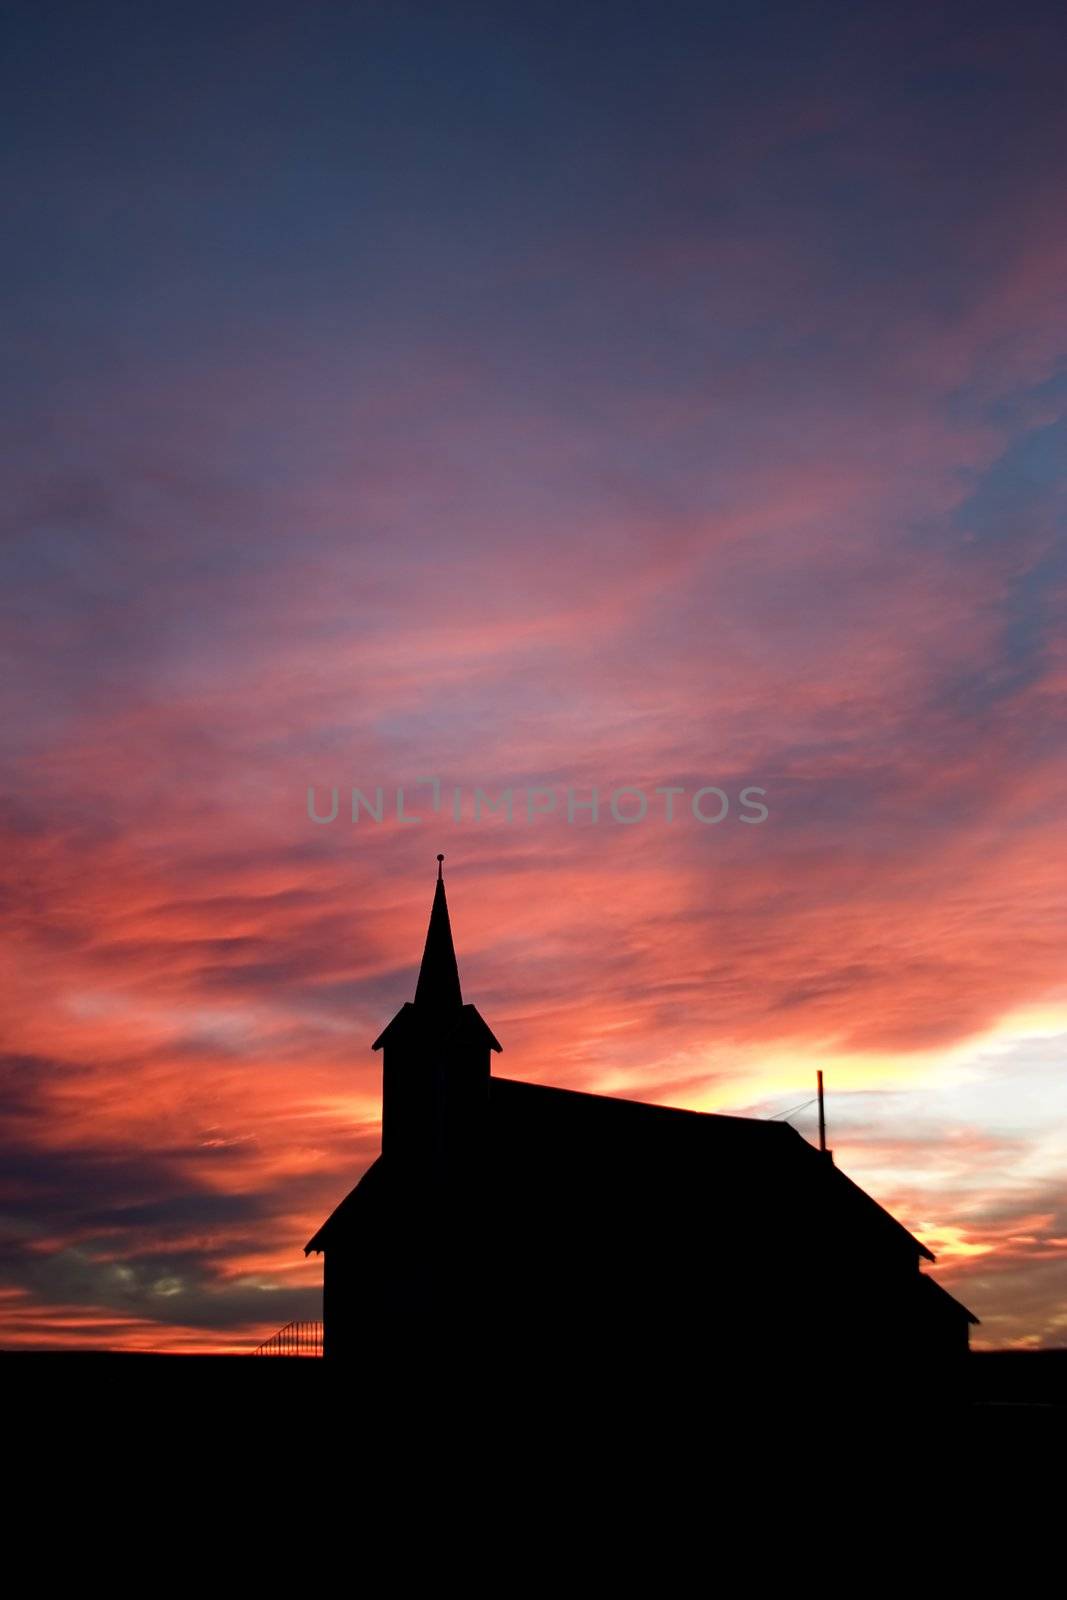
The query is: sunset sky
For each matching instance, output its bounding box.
[3,0,1066,1353]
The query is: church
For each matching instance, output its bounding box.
[305,857,977,1391]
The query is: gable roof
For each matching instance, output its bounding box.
[305,1073,935,1265]
[488,1076,935,1262]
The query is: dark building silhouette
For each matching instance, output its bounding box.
[305,859,977,1391]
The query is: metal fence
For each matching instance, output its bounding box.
[253,1320,323,1356]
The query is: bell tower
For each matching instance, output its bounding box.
[373,855,501,1193]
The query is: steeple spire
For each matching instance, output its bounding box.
[413,854,463,1012]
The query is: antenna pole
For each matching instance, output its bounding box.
[817,1070,827,1153]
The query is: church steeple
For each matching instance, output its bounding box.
[413,854,462,1012]
[371,858,501,1055]
[373,856,501,1178]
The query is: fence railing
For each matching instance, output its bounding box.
[253,1320,323,1356]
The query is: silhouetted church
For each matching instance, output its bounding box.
[306,859,976,1387]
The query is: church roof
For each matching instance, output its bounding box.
[304,1153,386,1255]
[305,1074,936,1263]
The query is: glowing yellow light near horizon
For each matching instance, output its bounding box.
[986,1002,1067,1043]
[913,1224,994,1259]
[675,1002,1067,1114]
[670,1037,966,1114]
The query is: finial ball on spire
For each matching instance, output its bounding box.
[436,853,444,879]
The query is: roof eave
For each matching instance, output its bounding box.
[372,1001,501,1053]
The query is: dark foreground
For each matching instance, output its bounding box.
[5,1346,1062,1433]
[4,1347,1061,1555]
